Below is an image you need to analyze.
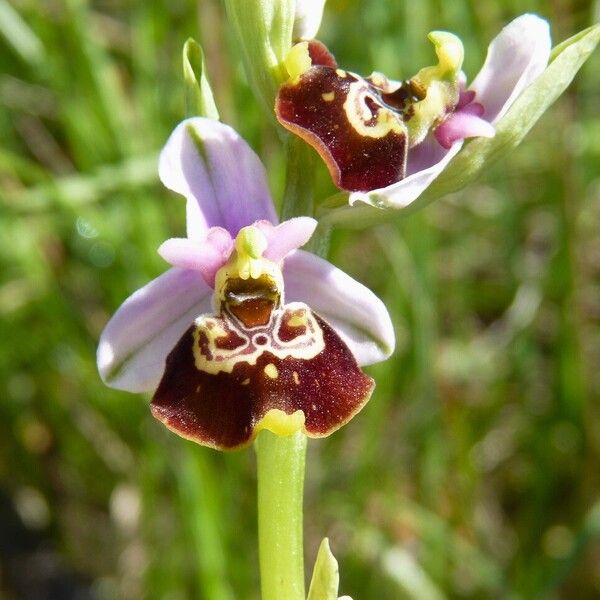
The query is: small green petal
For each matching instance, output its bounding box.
[183,38,219,120]
[307,538,340,600]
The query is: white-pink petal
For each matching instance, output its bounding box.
[159,118,278,239]
[434,111,495,149]
[97,268,213,393]
[283,250,395,365]
[158,228,233,287]
[256,217,318,262]
[470,14,551,123]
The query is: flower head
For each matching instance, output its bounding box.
[97,118,395,450]
[276,14,551,209]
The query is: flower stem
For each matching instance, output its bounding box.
[255,430,307,600]
[281,134,314,220]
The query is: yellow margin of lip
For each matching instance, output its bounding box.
[256,409,306,437]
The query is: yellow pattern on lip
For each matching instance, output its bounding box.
[264,363,279,379]
[343,81,407,139]
[192,302,325,375]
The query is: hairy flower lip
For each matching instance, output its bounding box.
[150,305,375,450]
[98,118,395,394]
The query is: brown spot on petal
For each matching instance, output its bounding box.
[229,298,274,328]
[277,66,408,192]
[151,306,374,450]
[224,275,279,328]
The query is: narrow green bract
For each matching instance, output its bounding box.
[183,38,219,120]
[307,538,341,600]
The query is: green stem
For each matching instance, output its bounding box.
[280,134,314,220]
[255,430,307,600]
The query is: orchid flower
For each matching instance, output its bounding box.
[276,14,551,209]
[97,118,394,450]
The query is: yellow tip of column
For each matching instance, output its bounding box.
[427,31,464,78]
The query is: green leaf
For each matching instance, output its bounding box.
[224,0,294,118]
[549,23,598,62]
[423,22,600,202]
[183,38,219,120]
[307,538,340,600]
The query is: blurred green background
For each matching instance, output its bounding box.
[1,0,599,598]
